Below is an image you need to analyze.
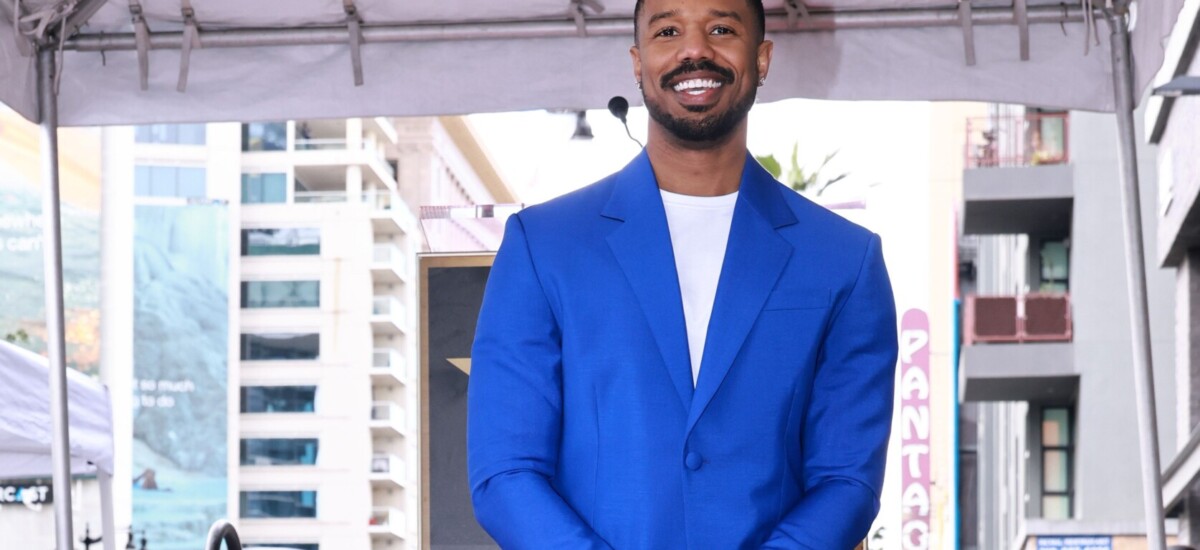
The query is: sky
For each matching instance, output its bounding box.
[468,98,932,205]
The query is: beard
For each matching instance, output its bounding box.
[643,62,757,144]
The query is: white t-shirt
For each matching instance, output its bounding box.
[660,188,739,386]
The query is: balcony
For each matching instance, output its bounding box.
[961,294,1078,402]
[368,191,417,235]
[369,401,406,438]
[368,507,410,540]
[293,190,348,204]
[369,454,408,489]
[371,243,408,284]
[371,348,407,386]
[962,113,1073,236]
[371,296,407,335]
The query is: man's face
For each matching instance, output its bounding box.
[631,0,772,144]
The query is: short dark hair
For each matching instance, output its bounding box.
[633,0,766,44]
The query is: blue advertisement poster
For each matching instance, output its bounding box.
[132,204,229,549]
[1036,536,1112,550]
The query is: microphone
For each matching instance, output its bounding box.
[607,96,643,148]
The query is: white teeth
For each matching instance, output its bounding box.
[672,79,723,92]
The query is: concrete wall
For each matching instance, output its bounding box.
[1066,108,1175,522]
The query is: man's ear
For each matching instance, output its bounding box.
[757,40,774,83]
[630,45,642,86]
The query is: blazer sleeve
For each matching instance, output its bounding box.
[761,233,898,550]
[467,214,613,550]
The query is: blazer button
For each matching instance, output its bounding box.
[685,452,703,471]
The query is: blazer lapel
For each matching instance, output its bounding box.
[686,155,797,435]
[604,152,694,413]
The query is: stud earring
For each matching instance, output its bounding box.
[758,77,765,87]
[636,80,643,90]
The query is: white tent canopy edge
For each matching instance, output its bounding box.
[0,0,1187,127]
[0,340,116,550]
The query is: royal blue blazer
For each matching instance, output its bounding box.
[468,151,898,549]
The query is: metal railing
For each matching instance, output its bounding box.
[368,507,405,531]
[370,401,404,423]
[293,190,348,204]
[371,453,403,474]
[372,296,405,318]
[364,191,400,211]
[964,293,1072,345]
[965,112,1069,169]
[205,519,242,550]
[372,348,404,370]
[294,137,350,150]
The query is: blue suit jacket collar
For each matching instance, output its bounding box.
[602,150,797,434]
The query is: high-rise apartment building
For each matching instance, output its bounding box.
[97,116,514,550]
[957,105,1176,549]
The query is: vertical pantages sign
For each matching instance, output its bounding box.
[900,309,931,550]
[132,204,229,550]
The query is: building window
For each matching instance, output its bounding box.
[1039,239,1070,292]
[241,386,317,413]
[135,165,206,198]
[241,228,320,256]
[241,438,319,466]
[241,281,319,309]
[240,333,319,360]
[242,173,288,204]
[248,545,318,550]
[242,122,288,152]
[240,491,316,519]
[135,124,206,145]
[1041,407,1073,519]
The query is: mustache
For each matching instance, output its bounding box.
[659,60,735,89]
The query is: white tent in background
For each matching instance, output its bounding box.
[0,1,1192,549]
[0,340,116,550]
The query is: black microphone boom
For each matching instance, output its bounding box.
[607,96,643,148]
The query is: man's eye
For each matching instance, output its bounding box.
[655,27,679,37]
[711,26,734,35]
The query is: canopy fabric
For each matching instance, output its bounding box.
[0,340,114,478]
[0,0,1188,127]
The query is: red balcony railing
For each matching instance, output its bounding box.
[965,113,1069,169]
[964,294,1072,345]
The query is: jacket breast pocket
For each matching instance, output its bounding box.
[762,287,830,311]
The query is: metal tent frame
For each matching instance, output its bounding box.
[3,1,1183,549]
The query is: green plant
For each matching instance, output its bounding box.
[755,144,848,196]
[3,328,30,344]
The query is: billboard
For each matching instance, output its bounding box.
[132,204,229,549]
[0,107,102,376]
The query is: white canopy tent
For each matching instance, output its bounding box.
[0,1,1190,549]
[0,0,1188,123]
[0,340,116,550]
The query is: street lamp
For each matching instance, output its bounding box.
[1152,75,1200,97]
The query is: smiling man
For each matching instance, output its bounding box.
[467,0,898,548]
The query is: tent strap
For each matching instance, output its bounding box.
[177,0,200,93]
[959,0,977,66]
[344,0,363,86]
[1015,0,1030,60]
[128,0,149,90]
[570,0,604,37]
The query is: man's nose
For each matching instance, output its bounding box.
[676,29,715,62]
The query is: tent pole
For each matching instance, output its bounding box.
[99,471,116,550]
[1107,11,1167,550]
[37,45,75,550]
